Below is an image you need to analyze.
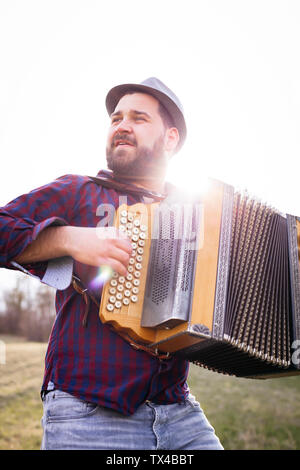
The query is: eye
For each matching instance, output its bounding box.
[111,117,121,124]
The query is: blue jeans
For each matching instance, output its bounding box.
[41,389,223,450]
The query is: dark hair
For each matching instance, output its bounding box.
[158,102,174,130]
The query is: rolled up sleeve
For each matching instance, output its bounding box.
[0,174,78,281]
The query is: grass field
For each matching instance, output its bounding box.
[0,335,299,450]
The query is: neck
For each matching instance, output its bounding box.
[112,171,167,195]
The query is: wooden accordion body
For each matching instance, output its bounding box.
[99,180,300,379]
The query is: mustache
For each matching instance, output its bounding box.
[111,133,137,147]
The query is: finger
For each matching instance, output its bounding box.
[108,246,131,267]
[114,237,133,253]
[105,257,128,277]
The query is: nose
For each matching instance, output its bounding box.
[115,117,133,134]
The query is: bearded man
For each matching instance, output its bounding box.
[0,78,223,450]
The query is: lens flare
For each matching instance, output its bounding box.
[89,265,114,290]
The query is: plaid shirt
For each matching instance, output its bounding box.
[0,171,189,415]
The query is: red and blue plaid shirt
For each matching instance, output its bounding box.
[0,171,190,415]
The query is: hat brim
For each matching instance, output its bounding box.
[105,83,186,151]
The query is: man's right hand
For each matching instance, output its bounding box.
[65,226,132,276]
[14,225,133,277]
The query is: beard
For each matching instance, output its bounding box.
[106,134,168,180]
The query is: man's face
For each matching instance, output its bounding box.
[106,92,168,178]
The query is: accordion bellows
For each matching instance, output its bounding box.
[99,179,300,379]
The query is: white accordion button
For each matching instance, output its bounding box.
[121,210,127,217]
[115,301,122,309]
[131,295,138,302]
[116,293,123,300]
[117,284,124,292]
[123,298,130,305]
[133,279,140,286]
[109,296,116,304]
[109,287,116,294]
[106,304,114,311]
[118,276,125,283]
[110,279,117,287]
[124,290,131,297]
[132,287,139,294]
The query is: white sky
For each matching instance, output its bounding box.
[1,0,300,293]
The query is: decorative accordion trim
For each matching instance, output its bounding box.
[212,184,234,339]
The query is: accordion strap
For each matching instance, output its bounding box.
[88,173,166,201]
[72,276,171,361]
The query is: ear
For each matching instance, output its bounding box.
[164,127,180,155]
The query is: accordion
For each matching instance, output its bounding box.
[99,179,300,379]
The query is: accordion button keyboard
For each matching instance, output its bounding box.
[105,207,148,313]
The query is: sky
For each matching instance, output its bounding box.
[0,0,300,293]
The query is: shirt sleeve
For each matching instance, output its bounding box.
[0,174,80,286]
